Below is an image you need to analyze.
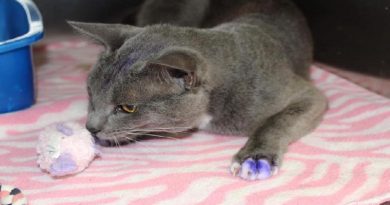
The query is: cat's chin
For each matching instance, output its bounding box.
[94,137,132,147]
[94,133,134,147]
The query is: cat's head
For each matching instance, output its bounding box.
[69,22,210,144]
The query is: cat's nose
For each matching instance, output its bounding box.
[86,124,101,135]
[86,112,106,135]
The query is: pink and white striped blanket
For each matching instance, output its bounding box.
[0,40,389,205]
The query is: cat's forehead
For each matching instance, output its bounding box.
[119,27,172,53]
[87,26,188,103]
[111,71,183,104]
[88,43,160,87]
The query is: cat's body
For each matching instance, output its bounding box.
[70,0,327,180]
[138,0,312,78]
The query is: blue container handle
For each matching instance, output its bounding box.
[0,0,44,53]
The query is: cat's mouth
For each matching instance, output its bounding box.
[93,135,131,147]
[93,127,195,147]
[93,131,136,147]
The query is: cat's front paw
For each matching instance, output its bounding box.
[230,146,282,181]
[230,158,278,181]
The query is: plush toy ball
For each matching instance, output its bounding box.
[37,122,100,177]
[0,184,27,205]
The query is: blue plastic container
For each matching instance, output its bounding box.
[0,0,44,114]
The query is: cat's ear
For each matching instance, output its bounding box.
[146,49,203,89]
[67,21,142,51]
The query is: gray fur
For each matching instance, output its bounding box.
[136,0,210,27]
[69,0,327,176]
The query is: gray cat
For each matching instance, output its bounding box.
[69,0,327,181]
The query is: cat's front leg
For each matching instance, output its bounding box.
[230,85,327,180]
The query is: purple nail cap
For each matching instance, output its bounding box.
[50,153,78,176]
[240,158,272,180]
[243,158,258,173]
[257,159,272,178]
[56,123,74,136]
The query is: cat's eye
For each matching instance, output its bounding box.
[118,104,137,113]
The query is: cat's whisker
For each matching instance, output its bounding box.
[110,130,138,136]
[111,134,126,156]
[144,126,192,130]
[110,122,151,133]
[132,129,188,133]
[119,126,192,131]
[112,130,180,141]
[110,130,164,136]
[138,133,180,141]
[120,127,192,134]
[117,131,183,140]
[124,136,158,153]
[120,124,148,131]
